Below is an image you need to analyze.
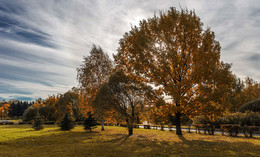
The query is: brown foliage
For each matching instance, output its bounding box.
[115,7,233,134]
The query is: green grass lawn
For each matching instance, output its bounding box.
[0,125,259,156]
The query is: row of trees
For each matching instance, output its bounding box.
[21,89,123,126]
[31,111,97,132]
[193,110,260,138]
[22,91,89,123]
[0,100,34,119]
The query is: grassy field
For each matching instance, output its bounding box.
[0,125,259,156]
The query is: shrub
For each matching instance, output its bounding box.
[221,113,243,137]
[193,116,215,135]
[83,112,97,131]
[22,105,58,122]
[222,112,260,126]
[193,115,211,125]
[39,105,58,121]
[221,124,240,137]
[59,113,75,131]
[222,112,242,124]
[241,125,259,138]
[22,106,37,122]
[32,112,44,130]
[238,99,260,113]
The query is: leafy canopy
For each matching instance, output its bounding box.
[115,7,233,134]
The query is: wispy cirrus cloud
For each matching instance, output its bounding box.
[0,0,259,100]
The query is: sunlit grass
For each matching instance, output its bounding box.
[0,125,259,156]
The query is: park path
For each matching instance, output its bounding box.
[138,125,260,137]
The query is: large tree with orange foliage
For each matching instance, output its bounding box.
[115,8,233,135]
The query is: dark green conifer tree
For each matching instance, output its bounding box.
[59,112,75,131]
[32,111,44,130]
[83,112,98,131]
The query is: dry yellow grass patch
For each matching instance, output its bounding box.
[0,125,259,156]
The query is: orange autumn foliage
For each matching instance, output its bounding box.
[0,103,10,118]
[115,7,233,134]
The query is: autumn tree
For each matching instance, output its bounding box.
[22,97,58,122]
[0,103,10,120]
[152,98,169,130]
[55,90,83,121]
[242,77,260,104]
[226,75,244,112]
[103,109,124,126]
[95,71,145,135]
[77,44,113,131]
[78,89,94,118]
[42,95,59,121]
[115,7,233,135]
[227,76,260,112]
[22,102,46,122]
[238,99,260,113]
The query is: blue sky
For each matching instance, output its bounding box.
[0,0,259,101]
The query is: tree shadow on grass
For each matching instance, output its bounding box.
[104,134,131,143]
[1,128,260,157]
[177,134,193,146]
[175,133,260,156]
[80,131,99,134]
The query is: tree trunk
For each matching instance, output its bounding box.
[128,126,133,135]
[160,123,164,131]
[125,119,133,135]
[250,131,253,138]
[128,122,133,135]
[211,124,214,135]
[128,103,135,135]
[175,111,182,135]
[188,125,191,133]
[101,114,105,131]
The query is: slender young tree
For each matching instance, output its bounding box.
[95,71,145,135]
[77,45,113,131]
[115,7,233,135]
